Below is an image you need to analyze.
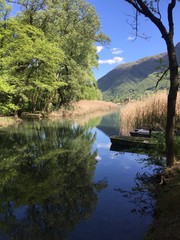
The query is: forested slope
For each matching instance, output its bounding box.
[98,42,180,101]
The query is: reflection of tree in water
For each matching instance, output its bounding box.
[114,156,165,216]
[0,121,107,240]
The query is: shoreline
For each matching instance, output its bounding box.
[0,100,119,127]
[1,100,179,240]
[146,163,180,240]
[0,116,22,128]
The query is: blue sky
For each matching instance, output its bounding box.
[87,0,180,80]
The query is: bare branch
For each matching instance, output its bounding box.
[125,0,143,14]
[126,0,168,41]
[156,0,162,20]
[168,0,176,36]
[155,67,169,88]
[126,11,150,40]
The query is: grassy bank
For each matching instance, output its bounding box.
[49,100,118,118]
[146,163,180,240]
[120,91,180,240]
[0,116,21,128]
[0,100,118,127]
[120,91,180,134]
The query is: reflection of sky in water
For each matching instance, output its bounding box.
[14,206,28,221]
[71,126,156,240]
[96,143,111,149]
[0,113,158,240]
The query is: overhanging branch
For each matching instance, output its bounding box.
[125,0,168,41]
[168,0,176,35]
[155,67,169,88]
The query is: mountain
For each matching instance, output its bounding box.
[98,42,180,101]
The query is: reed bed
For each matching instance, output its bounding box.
[120,91,180,135]
[0,116,21,128]
[49,100,118,118]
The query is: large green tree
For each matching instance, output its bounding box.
[125,0,179,167]
[0,0,109,115]
[0,18,65,113]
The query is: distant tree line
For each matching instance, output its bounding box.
[0,0,109,115]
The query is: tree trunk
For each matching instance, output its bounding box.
[165,41,179,167]
[124,0,179,167]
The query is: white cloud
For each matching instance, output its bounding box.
[127,36,136,41]
[112,48,118,51]
[97,143,111,149]
[112,48,123,55]
[96,46,104,53]
[98,56,124,65]
[124,165,131,170]
[95,155,102,161]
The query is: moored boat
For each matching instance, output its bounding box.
[129,128,159,138]
[110,135,156,149]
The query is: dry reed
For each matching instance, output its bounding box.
[49,100,118,118]
[120,91,180,135]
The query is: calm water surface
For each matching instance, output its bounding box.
[0,112,160,240]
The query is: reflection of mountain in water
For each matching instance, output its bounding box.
[96,112,120,137]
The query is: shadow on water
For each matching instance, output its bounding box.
[0,120,107,240]
[113,154,166,216]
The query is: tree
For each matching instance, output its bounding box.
[125,0,179,167]
[0,18,65,113]
[1,0,109,113]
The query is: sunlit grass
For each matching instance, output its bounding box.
[0,116,20,127]
[120,91,180,135]
[50,100,118,118]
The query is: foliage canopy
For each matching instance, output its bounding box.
[0,0,109,115]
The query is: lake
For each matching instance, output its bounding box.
[0,112,162,240]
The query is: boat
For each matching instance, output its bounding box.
[110,135,156,150]
[110,143,153,155]
[130,128,180,137]
[130,128,159,138]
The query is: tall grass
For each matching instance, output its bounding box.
[50,100,118,118]
[120,91,180,135]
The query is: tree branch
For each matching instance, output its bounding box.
[125,0,143,13]
[156,0,162,20]
[155,67,169,88]
[125,0,169,40]
[168,0,176,36]
[126,11,150,40]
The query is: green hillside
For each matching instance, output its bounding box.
[98,42,180,102]
[104,72,170,101]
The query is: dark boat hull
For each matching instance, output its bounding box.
[110,135,156,150]
[129,129,160,138]
[130,131,151,138]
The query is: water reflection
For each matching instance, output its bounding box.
[97,111,120,136]
[0,112,161,240]
[113,154,165,216]
[0,120,107,240]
